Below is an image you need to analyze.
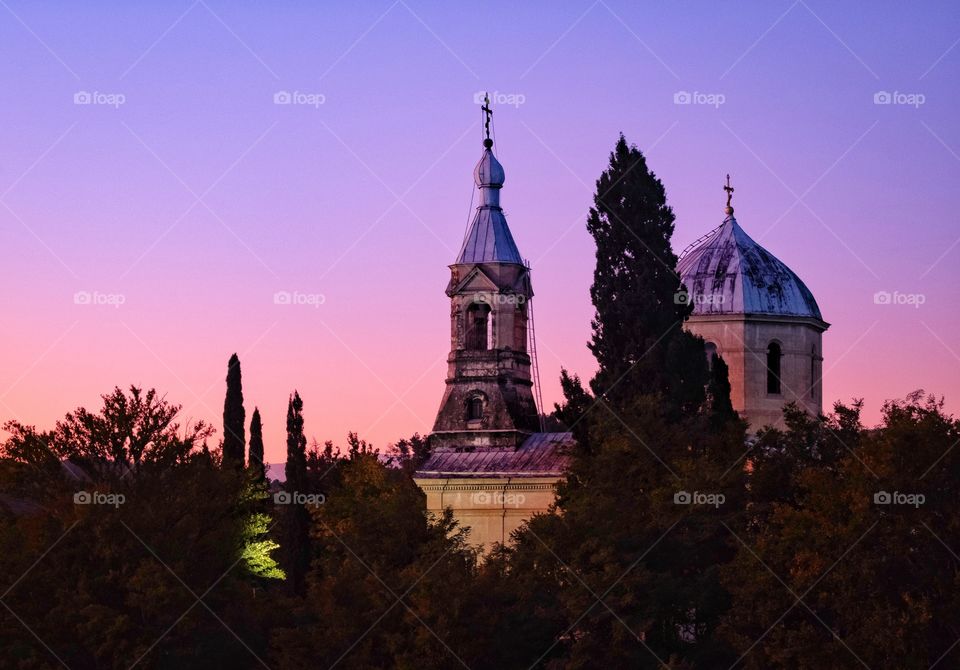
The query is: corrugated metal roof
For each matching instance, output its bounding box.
[677,216,823,320]
[415,432,574,478]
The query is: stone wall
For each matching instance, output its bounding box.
[685,314,824,430]
[414,476,561,549]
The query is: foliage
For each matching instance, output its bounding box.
[222,353,246,468]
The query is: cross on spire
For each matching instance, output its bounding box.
[724,174,735,214]
[481,93,493,147]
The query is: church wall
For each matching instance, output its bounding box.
[684,316,823,430]
[742,320,823,429]
[414,476,561,549]
[683,319,747,412]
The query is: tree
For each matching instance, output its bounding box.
[271,451,479,669]
[284,392,307,492]
[586,134,708,416]
[497,136,746,667]
[281,391,310,594]
[0,387,271,668]
[223,353,246,468]
[249,407,265,483]
[720,394,960,669]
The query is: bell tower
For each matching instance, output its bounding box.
[431,125,539,451]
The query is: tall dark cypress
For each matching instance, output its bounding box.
[284,392,306,492]
[222,353,246,468]
[586,134,708,414]
[283,391,309,593]
[248,407,265,483]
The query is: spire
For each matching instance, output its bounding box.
[724,173,735,216]
[457,100,520,264]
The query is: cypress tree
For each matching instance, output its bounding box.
[222,353,246,468]
[282,391,309,593]
[249,407,265,483]
[586,134,708,414]
[284,392,306,492]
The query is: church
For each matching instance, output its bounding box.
[414,118,827,549]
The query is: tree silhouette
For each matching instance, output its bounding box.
[222,353,246,468]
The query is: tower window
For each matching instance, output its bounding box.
[704,341,717,370]
[467,397,484,421]
[513,304,528,352]
[766,342,782,394]
[466,303,491,350]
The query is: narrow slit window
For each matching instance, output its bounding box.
[767,342,782,394]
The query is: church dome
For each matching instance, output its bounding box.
[473,144,505,187]
[677,215,824,321]
[457,139,523,265]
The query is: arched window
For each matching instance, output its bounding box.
[467,396,484,421]
[704,341,717,370]
[513,304,528,352]
[766,342,782,394]
[466,303,491,350]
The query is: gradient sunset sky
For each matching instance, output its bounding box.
[1,1,958,464]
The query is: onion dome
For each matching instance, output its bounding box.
[677,214,824,321]
[456,138,523,264]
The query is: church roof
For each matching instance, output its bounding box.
[456,143,524,265]
[677,215,824,322]
[415,432,573,478]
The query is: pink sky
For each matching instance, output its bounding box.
[1,1,958,464]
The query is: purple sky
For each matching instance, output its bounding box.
[1,1,958,463]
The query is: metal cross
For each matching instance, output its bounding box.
[724,174,735,208]
[481,93,493,140]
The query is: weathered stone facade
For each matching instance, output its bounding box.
[431,262,539,451]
